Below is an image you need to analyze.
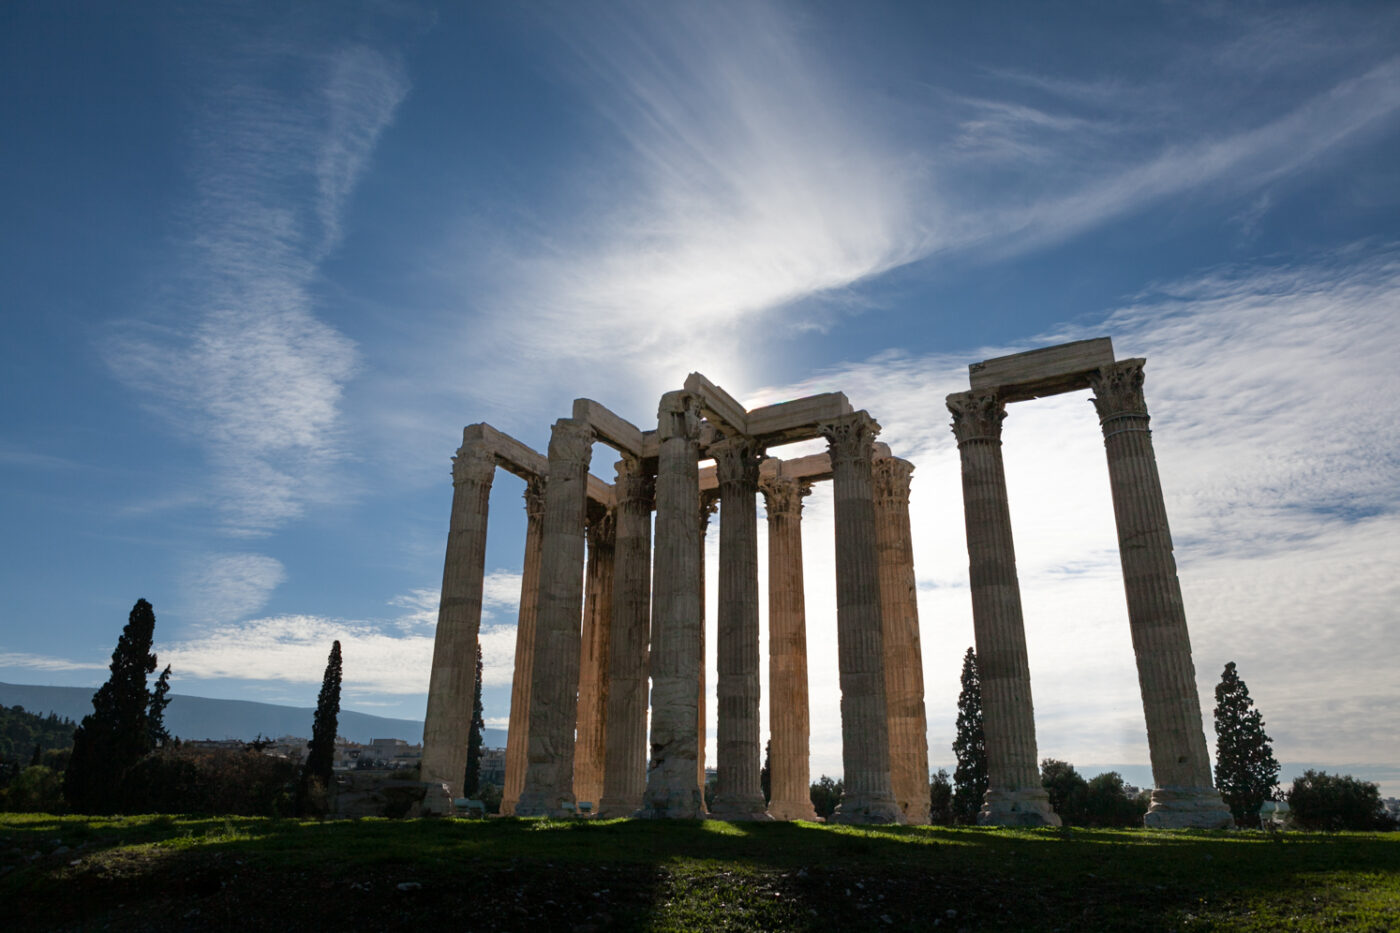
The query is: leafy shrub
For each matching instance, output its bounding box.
[119,747,298,816]
[1287,770,1392,831]
[0,765,66,812]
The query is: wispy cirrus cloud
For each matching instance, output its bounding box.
[106,29,409,535]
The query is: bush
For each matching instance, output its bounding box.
[929,769,954,826]
[119,747,298,816]
[0,765,66,812]
[809,775,843,819]
[1287,770,1392,831]
[477,781,503,815]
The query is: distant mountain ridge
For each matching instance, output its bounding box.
[0,682,506,747]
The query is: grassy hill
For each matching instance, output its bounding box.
[3,814,1396,931]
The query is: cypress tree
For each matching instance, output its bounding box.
[65,598,160,813]
[148,664,172,748]
[952,647,988,824]
[464,642,485,796]
[301,640,342,809]
[1213,661,1280,826]
[760,739,772,804]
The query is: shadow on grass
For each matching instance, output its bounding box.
[3,814,1397,931]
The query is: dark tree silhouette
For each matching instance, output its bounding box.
[929,768,954,825]
[1213,661,1280,827]
[1040,758,1087,823]
[300,640,342,812]
[760,739,772,804]
[65,599,160,812]
[148,664,172,748]
[952,647,987,824]
[1287,770,1391,831]
[464,642,485,796]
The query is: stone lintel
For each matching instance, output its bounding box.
[573,398,644,458]
[969,337,1115,403]
[683,372,749,436]
[746,393,853,445]
[699,452,834,492]
[462,422,615,508]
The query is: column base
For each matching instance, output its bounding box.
[596,796,642,819]
[831,792,905,825]
[768,800,820,822]
[512,790,576,818]
[978,787,1061,827]
[1144,786,1234,829]
[499,797,519,817]
[709,792,773,821]
[634,788,708,820]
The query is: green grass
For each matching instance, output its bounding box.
[2,813,1397,931]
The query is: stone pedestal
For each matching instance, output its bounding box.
[422,441,495,798]
[501,477,545,815]
[638,392,707,818]
[947,392,1060,827]
[873,455,931,825]
[709,437,770,821]
[1090,361,1232,829]
[516,419,593,817]
[599,460,654,816]
[820,412,903,824]
[573,506,615,809]
[760,473,819,822]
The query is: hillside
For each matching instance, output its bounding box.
[0,682,504,747]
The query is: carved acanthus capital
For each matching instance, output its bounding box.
[452,442,496,486]
[613,458,655,510]
[1089,359,1149,423]
[946,391,1005,446]
[819,411,881,467]
[523,475,547,521]
[759,474,812,518]
[872,456,915,506]
[710,435,762,493]
[658,391,704,444]
[586,507,616,549]
[547,418,595,470]
[699,490,720,532]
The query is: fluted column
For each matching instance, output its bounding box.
[760,473,818,821]
[422,439,496,799]
[873,455,931,825]
[1090,360,1232,829]
[709,436,770,820]
[573,506,615,808]
[639,391,707,818]
[516,418,594,816]
[820,412,903,823]
[501,476,546,815]
[599,459,654,816]
[946,392,1059,827]
[698,492,718,791]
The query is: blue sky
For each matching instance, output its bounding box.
[3,1,1398,793]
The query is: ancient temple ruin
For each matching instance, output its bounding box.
[422,338,1231,828]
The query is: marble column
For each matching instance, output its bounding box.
[638,392,708,818]
[501,476,546,815]
[515,418,594,816]
[709,436,770,820]
[873,455,931,825]
[1090,360,1232,829]
[946,392,1059,827]
[599,459,654,816]
[820,412,903,824]
[573,505,615,808]
[422,439,496,799]
[697,492,718,791]
[760,473,819,821]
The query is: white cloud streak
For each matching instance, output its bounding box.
[106,32,409,535]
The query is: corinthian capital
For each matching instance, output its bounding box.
[523,475,547,520]
[614,458,655,510]
[819,411,881,467]
[758,474,812,518]
[586,507,616,549]
[547,418,595,469]
[1088,359,1148,422]
[452,442,496,486]
[658,391,704,444]
[946,391,1005,446]
[872,456,915,506]
[710,435,762,492]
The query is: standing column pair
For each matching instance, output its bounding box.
[573,505,615,807]
[515,418,595,817]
